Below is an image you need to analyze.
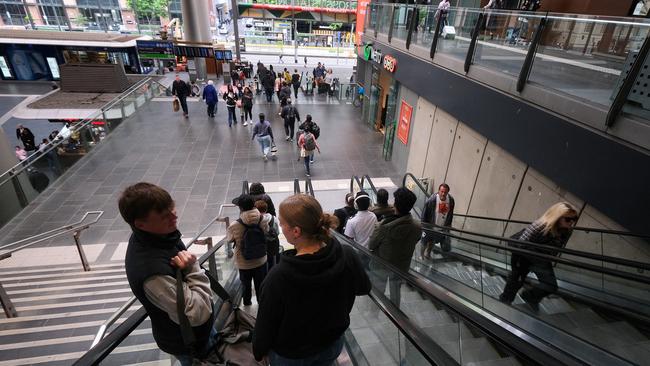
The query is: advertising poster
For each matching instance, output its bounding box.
[397,100,413,145]
[356,0,371,55]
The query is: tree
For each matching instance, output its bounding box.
[127,0,169,25]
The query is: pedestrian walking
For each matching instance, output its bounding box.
[499,202,577,311]
[252,113,275,162]
[202,80,218,118]
[16,124,36,151]
[261,68,275,103]
[298,115,320,164]
[291,69,301,99]
[278,82,292,115]
[280,99,300,142]
[274,75,282,102]
[242,86,254,126]
[298,128,320,177]
[171,75,190,117]
[223,84,239,127]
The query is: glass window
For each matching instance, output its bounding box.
[39,4,67,25]
[0,56,13,79]
[0,3,27,25]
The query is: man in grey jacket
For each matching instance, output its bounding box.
[421,183,455,257]
[120,183,215,365]
[368,188,422,306]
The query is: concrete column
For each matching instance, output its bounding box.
[181,0,211,80]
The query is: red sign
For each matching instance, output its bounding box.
[383,55,397,73]
[244,3,355,14]
[356,0,371,53]
[397,100,413,145]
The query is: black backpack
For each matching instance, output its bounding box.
[287,106,296,120]
[237,218,267,260]
[311,123,321,139]
[265,216,280,256]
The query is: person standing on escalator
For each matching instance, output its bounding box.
[421,183,455,257]
[499,202,577,311]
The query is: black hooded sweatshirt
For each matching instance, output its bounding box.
[252,236,371,360]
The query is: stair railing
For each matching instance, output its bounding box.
[0,210,104,318]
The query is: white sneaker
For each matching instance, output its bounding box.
[263,155,268,162]
[285,136,290,141]
[243,122,248,126]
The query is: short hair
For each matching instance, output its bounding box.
[118,183,174,227]
[439,183,450,192]
[393,188,417,215]
[255,200,268,213]
[259,113,265,121]
[355,192,371,211]
[376,188,389,205]
[345,192,354,205]
[236,194,255,211]
[249,182,265,195]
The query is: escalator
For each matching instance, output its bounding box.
[354,174,650,366]
[74,178,573,366]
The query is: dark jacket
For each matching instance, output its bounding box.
[515,221,570,257]
[369,213,422,272]
[124,229,214,356]
[334,206,357,234]
[281,104,300,123]
[223,91,238,107]
[252,237,371,360]
[172,79,189,98]
[16,127,35,150]
[292,73,301,86]
[242,90,254,108]
[279,85,292,101]
[251,192,276,216]
[421,193,455,227]
[202,84,218,104]
[370,204,395,221]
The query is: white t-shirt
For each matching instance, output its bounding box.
[344,210,378,247]
[434,194,451,227]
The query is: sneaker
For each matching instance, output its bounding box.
[263,155,268,162]
[243,300,252,306]
[310,159,316,164]
[285,136,290,141]
[305,173,310,177]
[243,122,248,126]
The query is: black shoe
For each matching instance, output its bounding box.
[243,300,252,306]
[498,294,512,304]
[520,291,539,312]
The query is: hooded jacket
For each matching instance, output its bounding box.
[252,237,371,360]
[368,213,422,272]
[226,209,269,270]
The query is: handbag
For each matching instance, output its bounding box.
[173,98,180,112]
[176,267,263,365]
[236,100,242,108]
[300,148,306,158]
[270,143,278,157]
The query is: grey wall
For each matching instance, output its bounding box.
[390,85,418,177]
[361,42,650,236]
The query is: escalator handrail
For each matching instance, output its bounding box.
[242,180,249,194]
[360,175,378,196]
[74,237,229,366]
[401,173,650,240]
[305,178,315,197]
[423,220,650,271]
[422,224,650,285]
[293,178,301,195]
[330,231,579,366]
[349,175,363,194]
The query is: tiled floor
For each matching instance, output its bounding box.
[0,90,401,255]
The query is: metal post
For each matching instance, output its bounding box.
[516,16,547,93]
[0,282,17,318]
[9,171,28,208]
[429,10,443,59]
[230,0,241,61]
[464,12,484,74]
[405,5,417,49]
[292,0,297,63]
[73,231,91,271]
[205,237,218,276]
[97,0,107,33]
[606,33,650,127]
[387,5,396,43]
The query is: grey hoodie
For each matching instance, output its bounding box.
[226,208,269,270]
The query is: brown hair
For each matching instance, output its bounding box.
[254,200,268,213]
[118,182,174,226]
[279,194,338,242]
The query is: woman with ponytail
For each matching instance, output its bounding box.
[253,194,371,365]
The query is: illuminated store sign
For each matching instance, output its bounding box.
[363,44,396,73]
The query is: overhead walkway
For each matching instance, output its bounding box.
[354,174,650,366]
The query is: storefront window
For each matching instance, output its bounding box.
[168,0,182,23]
[0,1,27,25]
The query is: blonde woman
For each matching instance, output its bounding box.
[499,202,578,311]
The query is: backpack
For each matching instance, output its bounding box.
[265,216,280,255]
[287,106,296,120]
[311,123,321,139]
[237,217,267,260]
[304,132,316,151]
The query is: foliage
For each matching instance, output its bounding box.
[127,0,169,18]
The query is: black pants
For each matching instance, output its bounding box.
[207,102,216,117]
[500,254,558,304]
[293,85,300,98]
[239,264,268,305]
[284,118,295,139]
[178,96,188,114]
[243,106,253,121]
[267,252,280,272]
[265,88,274,102]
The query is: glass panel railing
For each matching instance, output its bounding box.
[392,4,413,42]
[377,4,394,36]
[0,78,167,229]
[528,14,650,108]
[410,5,441,50]
[413,226,650,365]
[436,7,482,63]
[367,3,379,33]
[361,176,377,204]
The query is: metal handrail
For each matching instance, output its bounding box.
[90,203,237,348]
[401,173,650,239]
[0,211,103,254]
[293,178,300,194]
[0,77,154,188]
[304,178,315,197]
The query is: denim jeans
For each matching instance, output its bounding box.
[303,156,311,175]
[269,336,344,366]
[258,135,272,156]
[265,88,274,102]
[227,106,237,125]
